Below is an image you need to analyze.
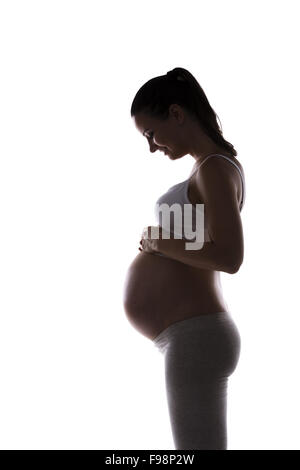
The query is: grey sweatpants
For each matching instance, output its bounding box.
[153,311,241,450]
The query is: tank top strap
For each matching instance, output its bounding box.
[189,153,245,209]
[199,153,239,169]
[189,153,227,176]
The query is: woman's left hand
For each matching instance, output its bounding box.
[139,225,163,254]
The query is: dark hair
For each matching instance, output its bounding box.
[130,67,237,157]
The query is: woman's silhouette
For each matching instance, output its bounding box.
[123,67,245,450]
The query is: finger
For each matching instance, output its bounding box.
[144,227,151,239]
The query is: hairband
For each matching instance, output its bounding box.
[166,70,185,81]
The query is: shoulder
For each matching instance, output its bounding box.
[201,154,243,177]
[195,155,244,206]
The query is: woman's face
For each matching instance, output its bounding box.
[133,105,189,160]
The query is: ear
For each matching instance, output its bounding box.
[169,104,185,123]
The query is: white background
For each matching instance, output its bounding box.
[0,0,299,450]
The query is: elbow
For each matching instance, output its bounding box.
[225,260,242,274]
[222,250,243,274]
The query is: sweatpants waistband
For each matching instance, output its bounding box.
[153,311,233,352]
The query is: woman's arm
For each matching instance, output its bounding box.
[140,227,238,273]
[143,156,244,273]
[156,236,237,273]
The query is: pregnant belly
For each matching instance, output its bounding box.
[122,251,226,340]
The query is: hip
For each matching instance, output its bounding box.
[153,310,241,377]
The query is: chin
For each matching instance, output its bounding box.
[171,150,186,160]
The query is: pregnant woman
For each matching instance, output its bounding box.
[123,67,245,450]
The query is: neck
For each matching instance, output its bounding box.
[185,120,232,162]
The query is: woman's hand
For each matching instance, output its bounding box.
[139,225,164,254]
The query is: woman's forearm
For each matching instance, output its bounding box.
[156,237,237,273]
